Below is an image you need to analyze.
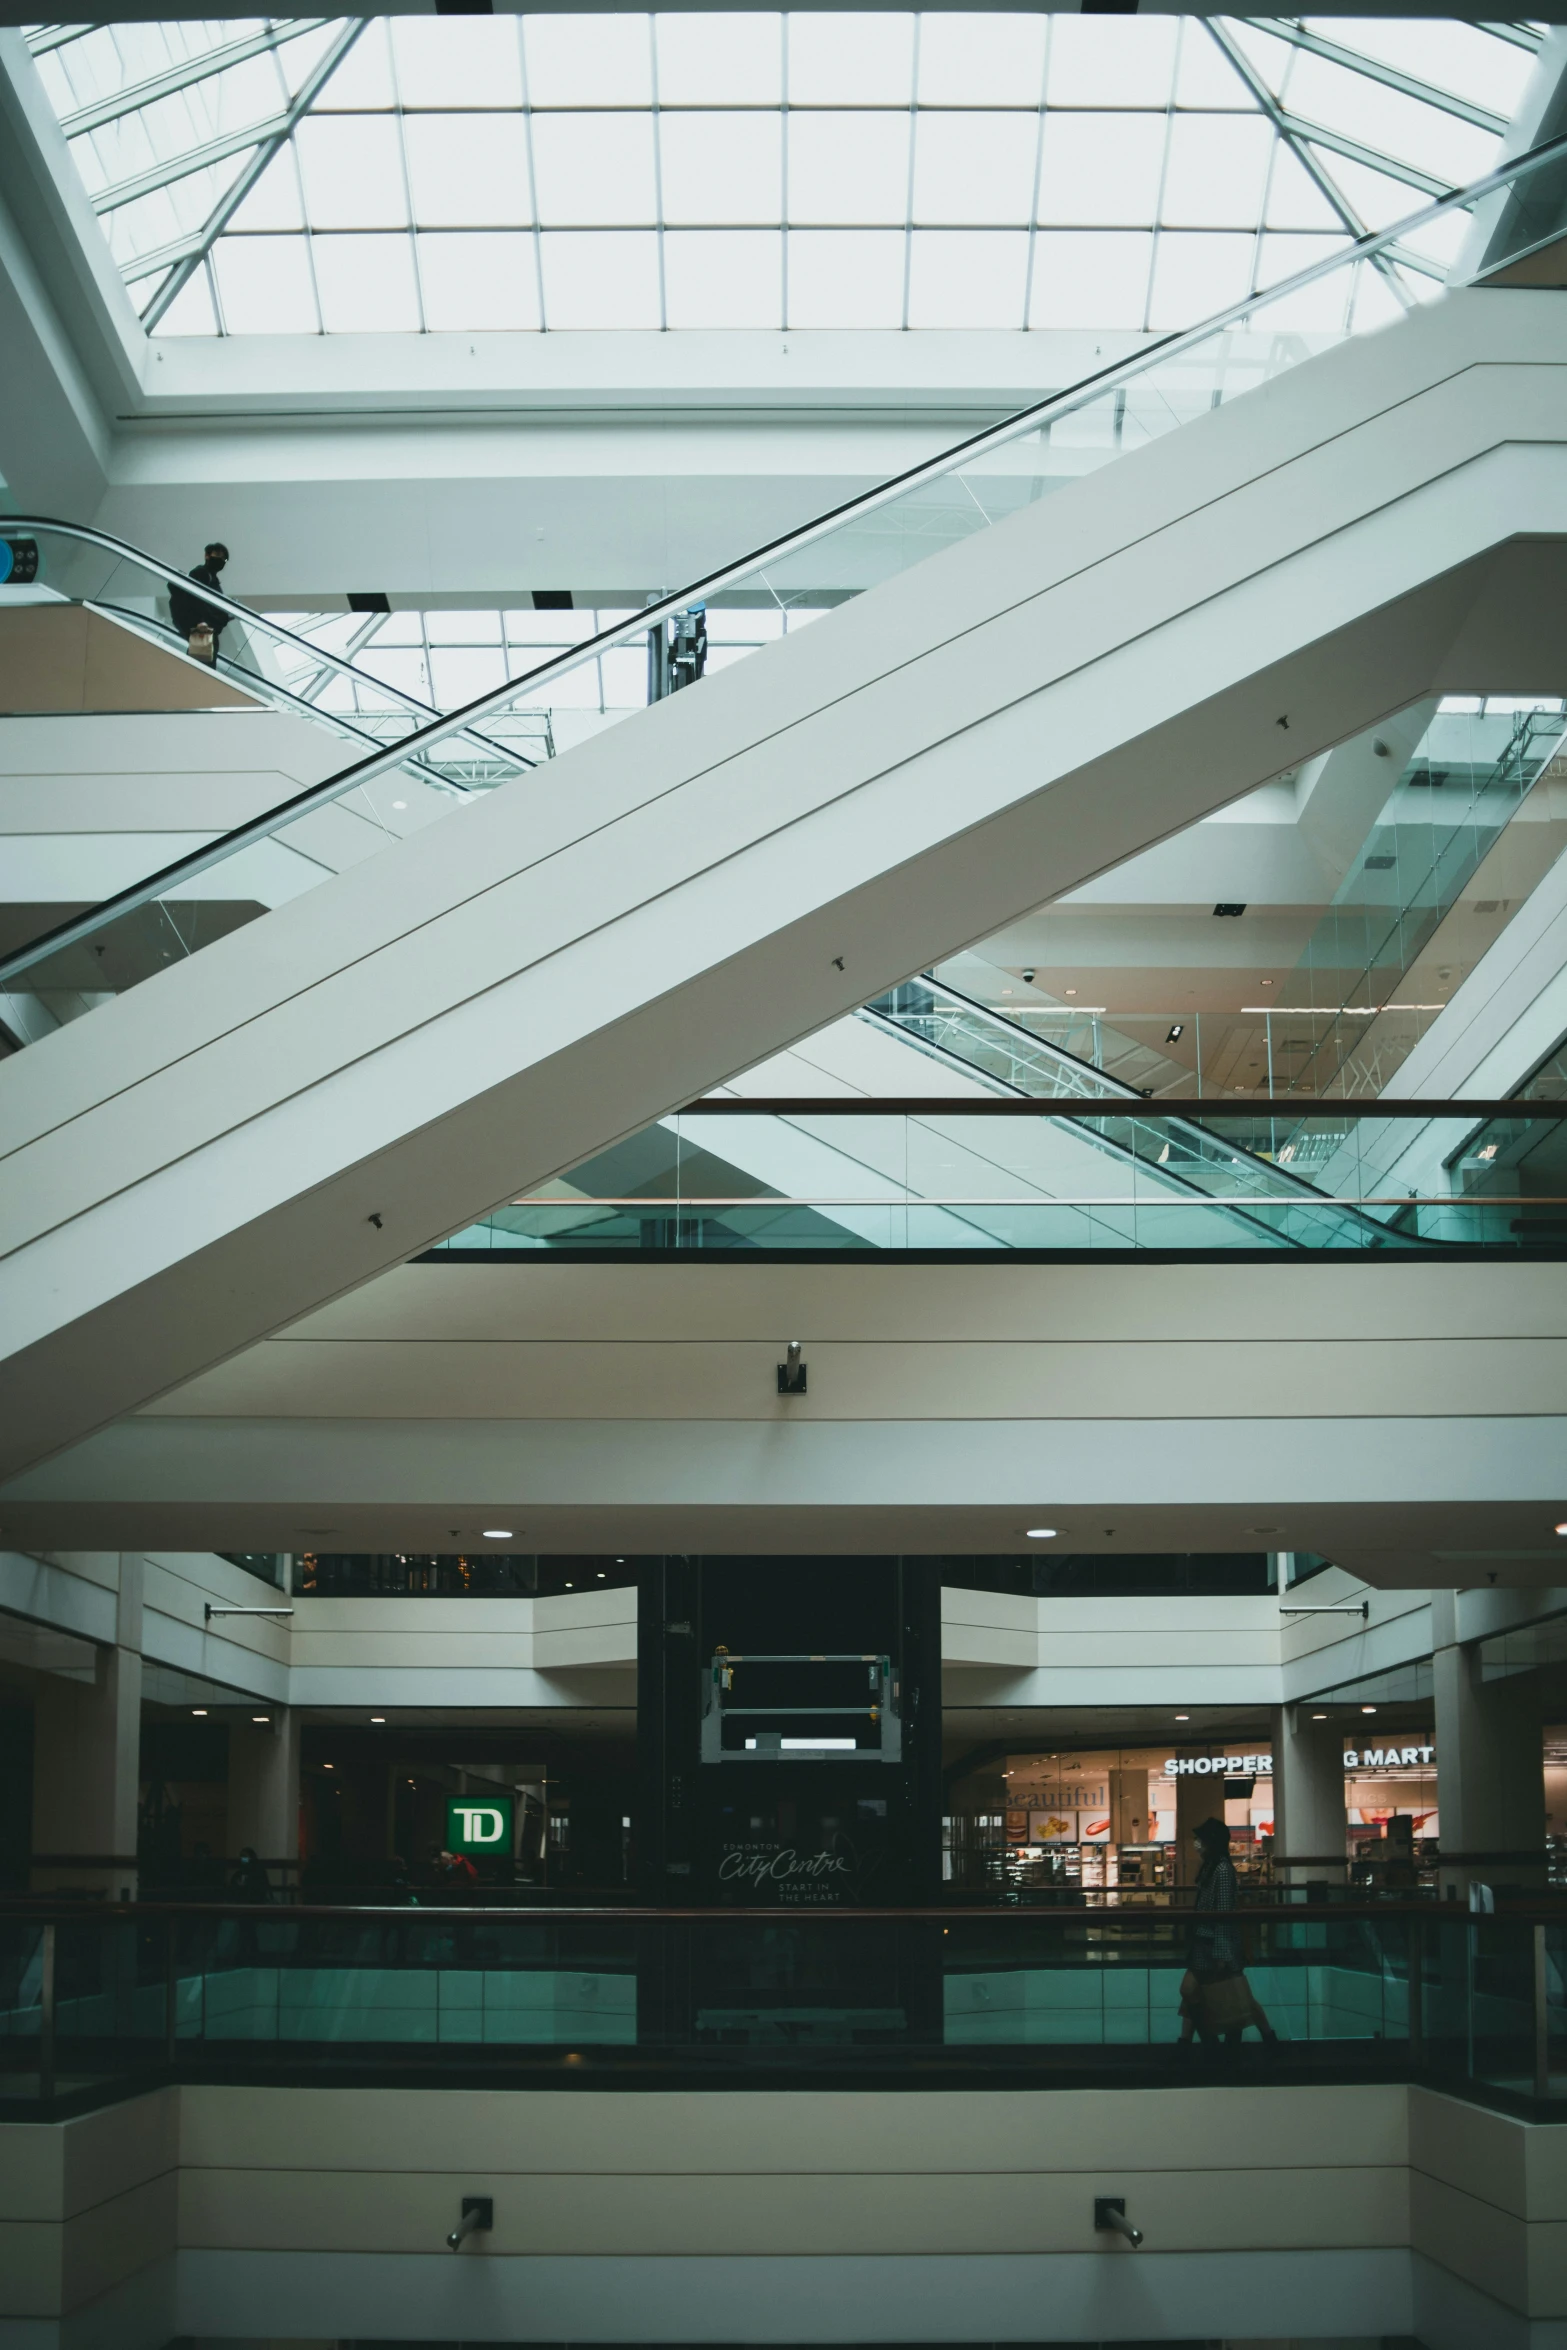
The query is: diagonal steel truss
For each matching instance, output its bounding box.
[1205,19,1422,304]
[137,17,364,331]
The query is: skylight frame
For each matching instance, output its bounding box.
[22,12,1543,338]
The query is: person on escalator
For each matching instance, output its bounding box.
[168,541,231,665]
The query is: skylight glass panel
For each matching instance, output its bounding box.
[538,229,660,327]
[787,12,914,106]
[153,264,219,335]
[1036,114,1164,226]
[660,111,781,225]
[1282,53,1495,186]
[1148,230,1256,328]
[787,111,910,225]
[418,233,539,331]
[404,115,532,228]
[1162,115,1274,228]
[787,228,904,328]
[1262,147,1343,234]
[906,229,1029,328]
[1030,229,1152,330]
[665,229,781,326]
[24,14,1539,339]
[1312,19,1532,120]
[530,113,657,225]
[228,146,305,232]
[1172,27,1252,110]
[912,113,1039,226]
[314,21,395,110]
[523,13,652,107]
[390,17,524,109]
[213,232,317,332]
[655,12,781,105]
[313,232,420,330]
[296,115,409,228]
[915,13,1046,107]
[1047,17,1180,110]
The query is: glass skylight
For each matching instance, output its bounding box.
[24,13,1541,335]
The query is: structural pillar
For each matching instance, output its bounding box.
[1272,1706,1348,1889]
[228,1709,301,1889]
[31,1555,143,1899]
[1432,1592,1545,1894]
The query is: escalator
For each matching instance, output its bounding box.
[3,133,1567,1476]
[0,518,553,1047]
[863,977,1396,1249]
[439,991,1341,1256]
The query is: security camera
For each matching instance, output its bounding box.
[1021,968,1036,985]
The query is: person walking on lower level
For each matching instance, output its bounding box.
[1178,1815,1279,2050]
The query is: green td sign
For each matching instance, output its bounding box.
[446,1795,512,1854]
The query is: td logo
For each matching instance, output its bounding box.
[446,1796,512,1854]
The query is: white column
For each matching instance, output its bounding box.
[31,1555,143,1898]
[228,1707,300,1886]
[1272,1705,1347,1887]
[1432,1592,1545,1892]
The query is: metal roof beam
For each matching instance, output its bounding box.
[1235,17,1509,135]
[60,18,331,138]
[1207,19,1415,311]
[139,17,363,329]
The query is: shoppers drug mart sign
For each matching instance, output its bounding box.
[446,1796,512,1852]
[1164,1744,1436,1775]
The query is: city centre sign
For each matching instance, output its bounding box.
[446,1796,512,1853]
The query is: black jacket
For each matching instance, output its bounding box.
[169,559,229,641]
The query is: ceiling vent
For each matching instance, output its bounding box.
[1212,903,1246,918]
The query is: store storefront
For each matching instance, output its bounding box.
[944,1725,1442,1899]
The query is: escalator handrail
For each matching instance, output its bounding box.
[0,513,538,777]
[5,123,1567,995]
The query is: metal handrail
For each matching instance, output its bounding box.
[5,124,1567,996]
[0,1896,1557,1923]
[670,1098,1567,1119]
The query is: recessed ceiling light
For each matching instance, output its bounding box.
[191,1708,208,1717]
[252,1715,270,1723]
[1025,1527,1057,1539]
[1174,1713,1189,1722]
[482,1529,513,1539]
[370,1716,385,1724]
[1312,1714,1327,1720]
[1556,1523,1567,1536]
[1065,988,1077,997]
[322,1762,334,1770]
[1361,1705,1376,1715]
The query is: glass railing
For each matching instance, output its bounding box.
[3,128,1566,1046]
[863,977,1383,1244]
[2,1901,1561,2115]
[1278,702,1567,1099]
[430,1100,1567,1258]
